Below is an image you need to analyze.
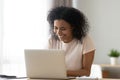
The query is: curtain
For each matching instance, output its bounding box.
[53,0,72,7]
[2,0,48,76]
[47,0,73,10]
[0,0,3,73]
[0,0,73,77]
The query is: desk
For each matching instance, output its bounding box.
[1,78,120,80]
[100,64,120,78]
[0,78,98,80]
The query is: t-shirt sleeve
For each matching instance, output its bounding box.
[82,35,95,54]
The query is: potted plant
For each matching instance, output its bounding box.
[108,49,120,65]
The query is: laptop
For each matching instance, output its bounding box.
[24,49,75,79]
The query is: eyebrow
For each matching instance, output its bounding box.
[54,26,65,28]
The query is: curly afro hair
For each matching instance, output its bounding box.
[47,6,89,43]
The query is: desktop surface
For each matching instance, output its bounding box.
[0,78,120,80]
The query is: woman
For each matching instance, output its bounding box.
[47,6,95,77]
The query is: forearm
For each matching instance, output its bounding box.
[67,69,90,77]
[67,50,95,77]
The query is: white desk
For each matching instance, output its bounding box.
[1,78,120,80]
[2,78,120,80]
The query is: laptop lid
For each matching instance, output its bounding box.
[24,49,68,79]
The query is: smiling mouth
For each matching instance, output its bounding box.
[58,35,64,38]
[58,36,64,40]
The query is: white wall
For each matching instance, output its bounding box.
[73,0,120,64]
[0,0,3,72]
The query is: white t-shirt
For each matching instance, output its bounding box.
[47,35,95,71]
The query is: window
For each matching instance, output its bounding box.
[2,0,48,76]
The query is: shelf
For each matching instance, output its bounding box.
[99,64,120,78]
[100,64,120,68]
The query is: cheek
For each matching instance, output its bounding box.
[53,29,56,34]
[66,31,73,38]
[65,30,72,35]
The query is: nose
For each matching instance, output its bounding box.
[56,29,62,36]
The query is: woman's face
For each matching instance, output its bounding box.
[54,19,73,43]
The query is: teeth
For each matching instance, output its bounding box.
[59,35,63,37]
[59,36,64,38]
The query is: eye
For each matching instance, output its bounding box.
[54,26,58,30]
[60,27,66,31]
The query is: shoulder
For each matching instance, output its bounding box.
[83,34,92,42]
[82,34,94,46]
[48,36,60,49]
[82,34,95,54]
[48,36,57,43]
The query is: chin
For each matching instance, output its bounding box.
[62,40,69,43]
[59,39,66,43]
[59,38,69,43]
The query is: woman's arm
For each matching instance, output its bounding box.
[67,50,95,77]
